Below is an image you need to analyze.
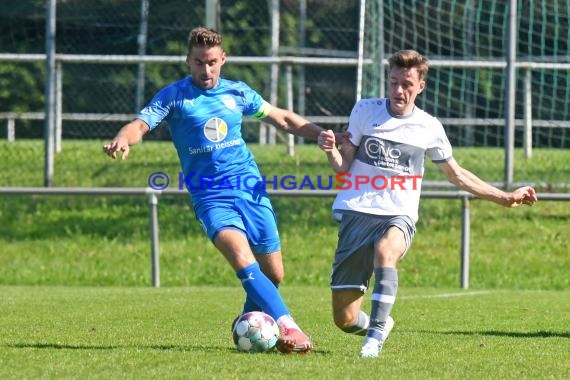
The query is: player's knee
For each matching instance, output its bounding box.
[333,306,368,334]
[265,271,284,286]
[376,229,406,264]
[375,247,401,266]
[272,273,284,286]
[333,313,353,332]
[334,319,349,332]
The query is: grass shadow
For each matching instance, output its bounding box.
[7,342,330,355]
[416,330,570,339]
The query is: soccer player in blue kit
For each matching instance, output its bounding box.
[103,27,323,353]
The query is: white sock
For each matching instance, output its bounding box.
[276,314,301,331]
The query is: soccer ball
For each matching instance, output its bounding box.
[232,311,280,353]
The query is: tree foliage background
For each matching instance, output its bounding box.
[0,0,568,147]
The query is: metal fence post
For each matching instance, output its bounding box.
[523,68,533,159]
[460,196,471,289]
[43,0,56,187]
[147,188,160,288]
[7,118,15,141]
[504,0,517,188]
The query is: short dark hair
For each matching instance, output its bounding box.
[187,27,223,53]
[388,50,429,80]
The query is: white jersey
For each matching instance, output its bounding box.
[332,98,453,222]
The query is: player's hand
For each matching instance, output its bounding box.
[103,137,130,160]
[506,186,538,207]
[334,129,351,144]
[318,129,336,152]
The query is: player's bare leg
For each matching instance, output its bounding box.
[255,251,284,285]
[232,251,283,324]
[332,289,366,333]
[216,231,312,353]
[257,252,313,353]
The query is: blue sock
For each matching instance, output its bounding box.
[242,295,261,313]
[236,262,289,320]
[242,283,279,313]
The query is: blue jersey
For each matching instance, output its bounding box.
[137,76,271,206]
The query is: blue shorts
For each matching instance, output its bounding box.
[194,197,281,254]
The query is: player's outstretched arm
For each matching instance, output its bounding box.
[263,105,324,140]
[103,119,150,160]
[437,158,538,207]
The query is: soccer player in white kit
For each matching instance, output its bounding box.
[318,49,538,358]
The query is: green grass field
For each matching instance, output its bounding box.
[0,140,568,289]
[0,140,569,378]
[1,286,569,379]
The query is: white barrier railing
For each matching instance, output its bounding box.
[1,187,567,289]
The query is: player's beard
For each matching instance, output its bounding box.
[200,76,216,89]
